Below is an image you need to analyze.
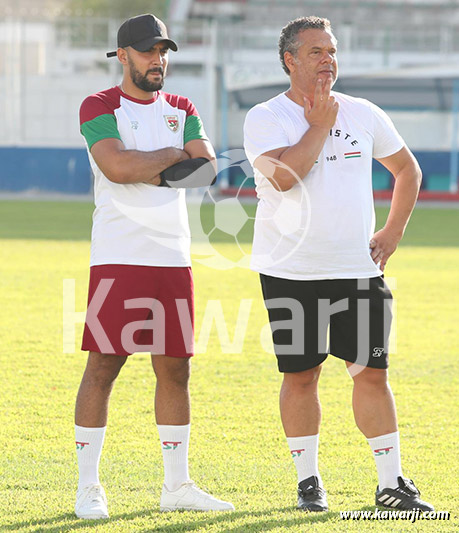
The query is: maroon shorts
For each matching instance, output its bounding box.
[81,265,194,357]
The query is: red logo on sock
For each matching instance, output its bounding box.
[163,441,182,450]
[290,448,305,458]
[76,441,89,450]
[374,446,393,456]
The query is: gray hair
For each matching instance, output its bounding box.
[279,16,334,75]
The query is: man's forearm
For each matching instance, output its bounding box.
[263,126,329,191]
[279,126,329,180]
[106,147,189,184]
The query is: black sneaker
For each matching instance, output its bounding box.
[375,476,434,511]
[297,476,328,512]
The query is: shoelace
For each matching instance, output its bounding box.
[86,486,104,503]
[398,479,419,496]
[299,485,323,497]
[180,481,210,497]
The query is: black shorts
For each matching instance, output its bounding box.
[260,274,393,373]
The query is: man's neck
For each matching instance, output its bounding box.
[120,80,156,101]
[285,84,313,108]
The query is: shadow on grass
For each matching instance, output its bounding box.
[2,505,377,532]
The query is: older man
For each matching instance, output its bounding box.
[244,16,434,512]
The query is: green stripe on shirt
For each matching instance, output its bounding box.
[81,114,122,150]
[184,115,207,145]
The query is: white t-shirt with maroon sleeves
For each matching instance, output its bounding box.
[243,91,405,280]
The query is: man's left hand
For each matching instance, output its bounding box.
[369,228,402,272]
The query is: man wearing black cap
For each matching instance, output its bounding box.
[75,14,234,519]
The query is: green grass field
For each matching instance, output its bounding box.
[0,200,458,532]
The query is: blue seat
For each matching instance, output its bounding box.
[372,172,391,190]
[425,174,451,191]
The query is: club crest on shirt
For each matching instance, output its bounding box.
[164,115,179,132]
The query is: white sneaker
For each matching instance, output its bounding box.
[160,481,235,512]
[75,483,109,519]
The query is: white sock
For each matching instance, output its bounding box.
[286,434,323,487]
[367,431,403,490]
[75,425,106,491]
[157,424,190,491]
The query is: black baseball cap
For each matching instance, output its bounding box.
[106,14,178,58]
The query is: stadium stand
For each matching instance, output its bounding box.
[0,0,458,197]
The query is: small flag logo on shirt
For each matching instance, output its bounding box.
[164,115,179,132]
[344,151,361,159]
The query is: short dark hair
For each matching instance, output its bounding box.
[279,16,334,75]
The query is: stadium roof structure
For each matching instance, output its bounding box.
[224,64,459,197]
[185,0,459,26]
[0,0,64,17]
[229,64,459,112]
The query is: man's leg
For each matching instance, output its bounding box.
[280,366,323,482]
[75,351,127,427]
[348,362,434,510]
[151,354,190,427]
[280,365,322,437]
[151,354,234,511]
[347,363,402,490]
[346,363,397,438]
[280,365,328,511]
[74,351,127,519]
[152,354,191,492]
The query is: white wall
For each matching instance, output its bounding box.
[0,18,217,148]
[0,73,213,148]
[388,111,453,151]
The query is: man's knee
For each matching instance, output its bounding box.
[283,364,322,389]
[84,352,127,386]
[351,365,389,387]
[152,355,191,387]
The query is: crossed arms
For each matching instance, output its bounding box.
[90,137,217,187]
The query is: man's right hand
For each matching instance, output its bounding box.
[143,149,190,185]
[144,175,161,185]
[303,77,339,131]
[253,78,339,192]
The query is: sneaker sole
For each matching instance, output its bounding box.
[76,515,110,520]
[376,503,432,512]
[160,506,233,512]
[75,512,109,519]
[298,505,329,512]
